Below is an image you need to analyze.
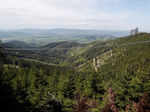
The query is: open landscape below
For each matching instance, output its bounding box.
[0,32,150,112]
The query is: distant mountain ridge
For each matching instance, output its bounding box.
[0,29,129,45]
[0,28,129,37]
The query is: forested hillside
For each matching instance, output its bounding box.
[0,33,150,112]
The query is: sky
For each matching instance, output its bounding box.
[0,0,150,31]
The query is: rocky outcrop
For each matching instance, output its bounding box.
[92,50,113,72]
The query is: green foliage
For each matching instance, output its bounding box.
[1,33,150,112]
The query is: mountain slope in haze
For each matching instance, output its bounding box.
[3,40,87,65]
[42,41,85,49]
[0,29,129,38]
[0,29,129,45]
[2,40,37,48]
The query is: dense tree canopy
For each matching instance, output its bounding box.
[0,33,150,112]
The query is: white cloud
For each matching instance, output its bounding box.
[0,0,132,30]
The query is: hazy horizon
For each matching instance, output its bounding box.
[0,0,150,32]
[0,28,130,32]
